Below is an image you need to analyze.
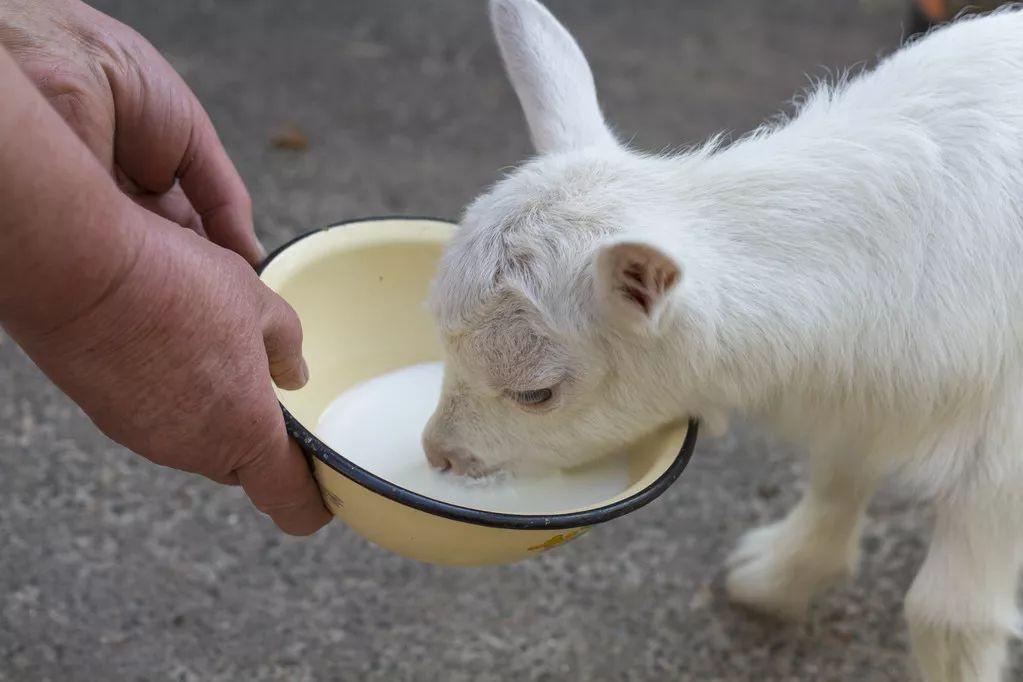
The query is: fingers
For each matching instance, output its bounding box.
[245,283,322,533]
[174,101,265,266]
[235,411,331,536]
[104,37,265,265]
[261,292,309,391]
[131,183,206,236]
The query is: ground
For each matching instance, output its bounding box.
[2,1,1020,680]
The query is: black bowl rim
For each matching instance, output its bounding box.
[259,216,700,531]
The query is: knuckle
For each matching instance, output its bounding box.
[267,347,299,370]
[81,22,146,80]
[281,302,304,343]
[222,248,257,283]
[265,297,304,348]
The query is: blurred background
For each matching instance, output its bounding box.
[1,1,1019,680]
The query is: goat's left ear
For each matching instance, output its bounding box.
[593,240,682,331]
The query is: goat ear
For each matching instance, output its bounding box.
[490,0,617,154]
[594,240,682,330]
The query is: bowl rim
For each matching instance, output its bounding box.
[260,216,700,531]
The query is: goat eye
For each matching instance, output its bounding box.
[511,388,553,406]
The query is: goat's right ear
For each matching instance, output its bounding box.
[490,0,617,155]
[593,239,682,332]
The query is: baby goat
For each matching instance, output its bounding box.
[424,1,1023,679]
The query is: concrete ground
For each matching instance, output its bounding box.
[2,1,1019,680]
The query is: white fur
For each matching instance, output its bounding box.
[425,1,1023,679]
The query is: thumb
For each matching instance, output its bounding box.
[262,290,309,391]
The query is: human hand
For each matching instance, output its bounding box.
[0,0,263,264]
[0,38,330,535]
[8,216,331,535]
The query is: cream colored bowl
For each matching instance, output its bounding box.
[259,217,698,566]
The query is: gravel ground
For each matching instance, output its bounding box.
[2,1,1019,680]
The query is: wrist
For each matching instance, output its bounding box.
[0,200,144,342]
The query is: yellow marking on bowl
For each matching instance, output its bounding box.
[528,527,589,552]
[323,491,345,510]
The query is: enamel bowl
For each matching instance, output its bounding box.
[259,216,698,566]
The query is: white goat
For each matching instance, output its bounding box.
[424,1,1023,679]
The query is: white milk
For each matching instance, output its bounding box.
[315,362,631,514]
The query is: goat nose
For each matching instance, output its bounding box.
[422,437,481,476]
[424,442,453,471]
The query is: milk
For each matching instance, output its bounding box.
[315,362,631,514]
